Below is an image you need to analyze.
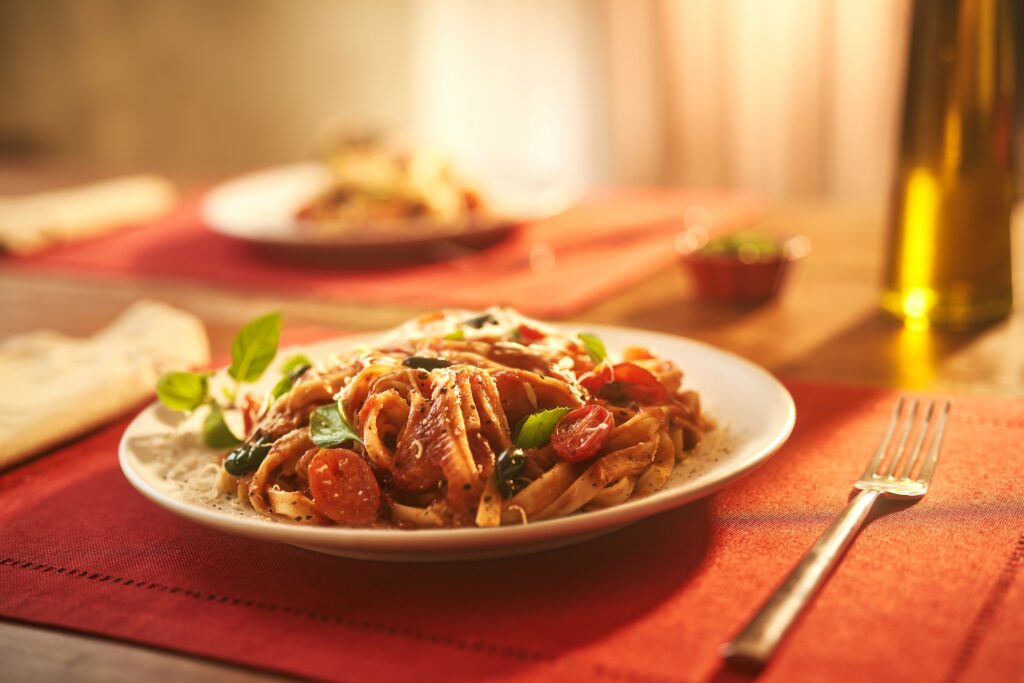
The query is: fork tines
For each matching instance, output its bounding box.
[860,397,951,483]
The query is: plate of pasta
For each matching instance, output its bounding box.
[120,308,794,561]
[200,142,574,262]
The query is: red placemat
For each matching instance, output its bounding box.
[0,188,757,318]
[2,380,1022,683]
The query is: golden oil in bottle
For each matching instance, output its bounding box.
[882,0,1016,329]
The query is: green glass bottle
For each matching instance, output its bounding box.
[882,0,1016,329]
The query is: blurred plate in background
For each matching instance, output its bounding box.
[200,162,575,265]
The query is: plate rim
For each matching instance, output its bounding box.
[118,323,795,554]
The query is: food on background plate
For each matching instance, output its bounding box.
[157,307,711,529]
[295,138,484,231]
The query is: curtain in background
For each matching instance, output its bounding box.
[410,0,608,200]
[412,0,911,203]
[604,0,911,201]
[1,0,912,203]
[411,0,909,202]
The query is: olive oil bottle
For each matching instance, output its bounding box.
[882,0,1016,329]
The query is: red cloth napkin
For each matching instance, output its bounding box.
[1,380,1022,683]
[0,188,757,317]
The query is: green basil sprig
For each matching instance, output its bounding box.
[228,312,282,382]
[156,371,209,411]
[202,404,243,448]
[270,354,312,400]
[310,402,363,448]
[279,353,312,374]
[156,311,283,450]
[496,447,529,498]
[578,332,607,364]
[513,407,572,449]
[443,328,465,341]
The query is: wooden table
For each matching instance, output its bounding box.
[2,172,1022,681]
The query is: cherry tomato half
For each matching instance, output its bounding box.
[308,448,381,525]
[551,405,615,462]
[579,362,668,405]
[516,324,546,343]
[578,362,614,394]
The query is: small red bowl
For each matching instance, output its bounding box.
[678,234,809,304]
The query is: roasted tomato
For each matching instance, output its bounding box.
[308,448,381,525]
[551,405,615,462]
[579,362,668,404]
[516,324,546,343]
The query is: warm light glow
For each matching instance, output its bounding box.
[902,288,934,330]
[895,326,936,388]
[897,168,939,326]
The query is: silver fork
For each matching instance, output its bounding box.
[722,397,951,669]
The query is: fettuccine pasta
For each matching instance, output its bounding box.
[223,308,711,528]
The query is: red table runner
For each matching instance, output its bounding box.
[0,188,756,318]
[2,380,1022,683]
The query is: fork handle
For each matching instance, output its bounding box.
[722,488,881,669]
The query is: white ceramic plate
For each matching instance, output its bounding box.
[119,324,794,562]
[200,162,575,259]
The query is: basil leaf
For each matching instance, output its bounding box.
[203,404,243,449]
[224,434,273,476]
[279,353,312,374]
[270,376,291,400]
[443,329,465,341]
[228,312,282,382]
[402,356,453,371]
[578,332,607,364]
[310,402,363,447]
[513,407,572,449]
[496,447,529,498]
[271,363,311,399]
[156,371,209,411]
